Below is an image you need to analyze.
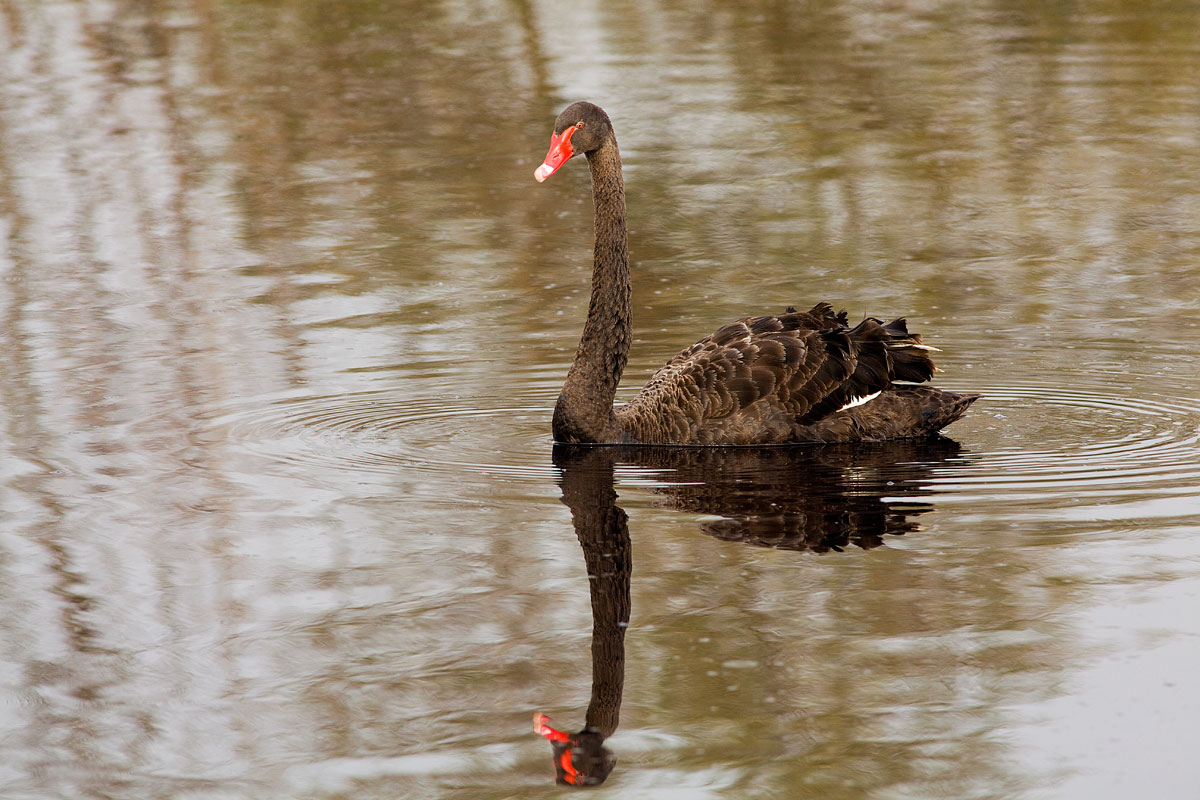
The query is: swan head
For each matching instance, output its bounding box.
[534,101,614,182]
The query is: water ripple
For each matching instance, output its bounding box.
[930,383,1200,521]
[197,378,1200,521]
[199,386,558,484]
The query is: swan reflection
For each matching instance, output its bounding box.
[534,438,965,786]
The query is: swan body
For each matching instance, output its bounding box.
[535,101,977,445]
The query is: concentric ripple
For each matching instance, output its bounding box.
[197,385,560,487]
[196,376,1200,523]
[927,382,1200,522]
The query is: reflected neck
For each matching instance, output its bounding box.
[553,139,630,443]
[557,449,629,737]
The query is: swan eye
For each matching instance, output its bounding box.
[575,122,584,129]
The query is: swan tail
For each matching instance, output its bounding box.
[833,386,981,440]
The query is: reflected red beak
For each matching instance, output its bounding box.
[534,124,581,182]
[533,712,570,742]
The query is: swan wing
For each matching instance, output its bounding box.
[617,304,936,444]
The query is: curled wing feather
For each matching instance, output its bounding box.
[616,303,936,445]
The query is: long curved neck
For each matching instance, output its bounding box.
[553,138,630,443]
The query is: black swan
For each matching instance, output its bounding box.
[535,101,977,446]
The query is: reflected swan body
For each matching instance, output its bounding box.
[535,101,978,445]
[534,440,965,786]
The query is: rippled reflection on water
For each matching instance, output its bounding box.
[2,0,1200,798]
[936,383,1200,519]
[195,365,1200,529]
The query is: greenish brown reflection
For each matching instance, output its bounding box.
[539,438,970,788]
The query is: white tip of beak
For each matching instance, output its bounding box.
[534,163,555,182]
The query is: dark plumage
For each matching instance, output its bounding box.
[535,101,978,445]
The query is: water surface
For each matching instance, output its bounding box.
[1,1,1198,798]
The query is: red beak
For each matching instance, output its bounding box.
[534,123,581,182]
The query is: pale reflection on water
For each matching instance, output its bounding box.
[1,1,1199,798]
